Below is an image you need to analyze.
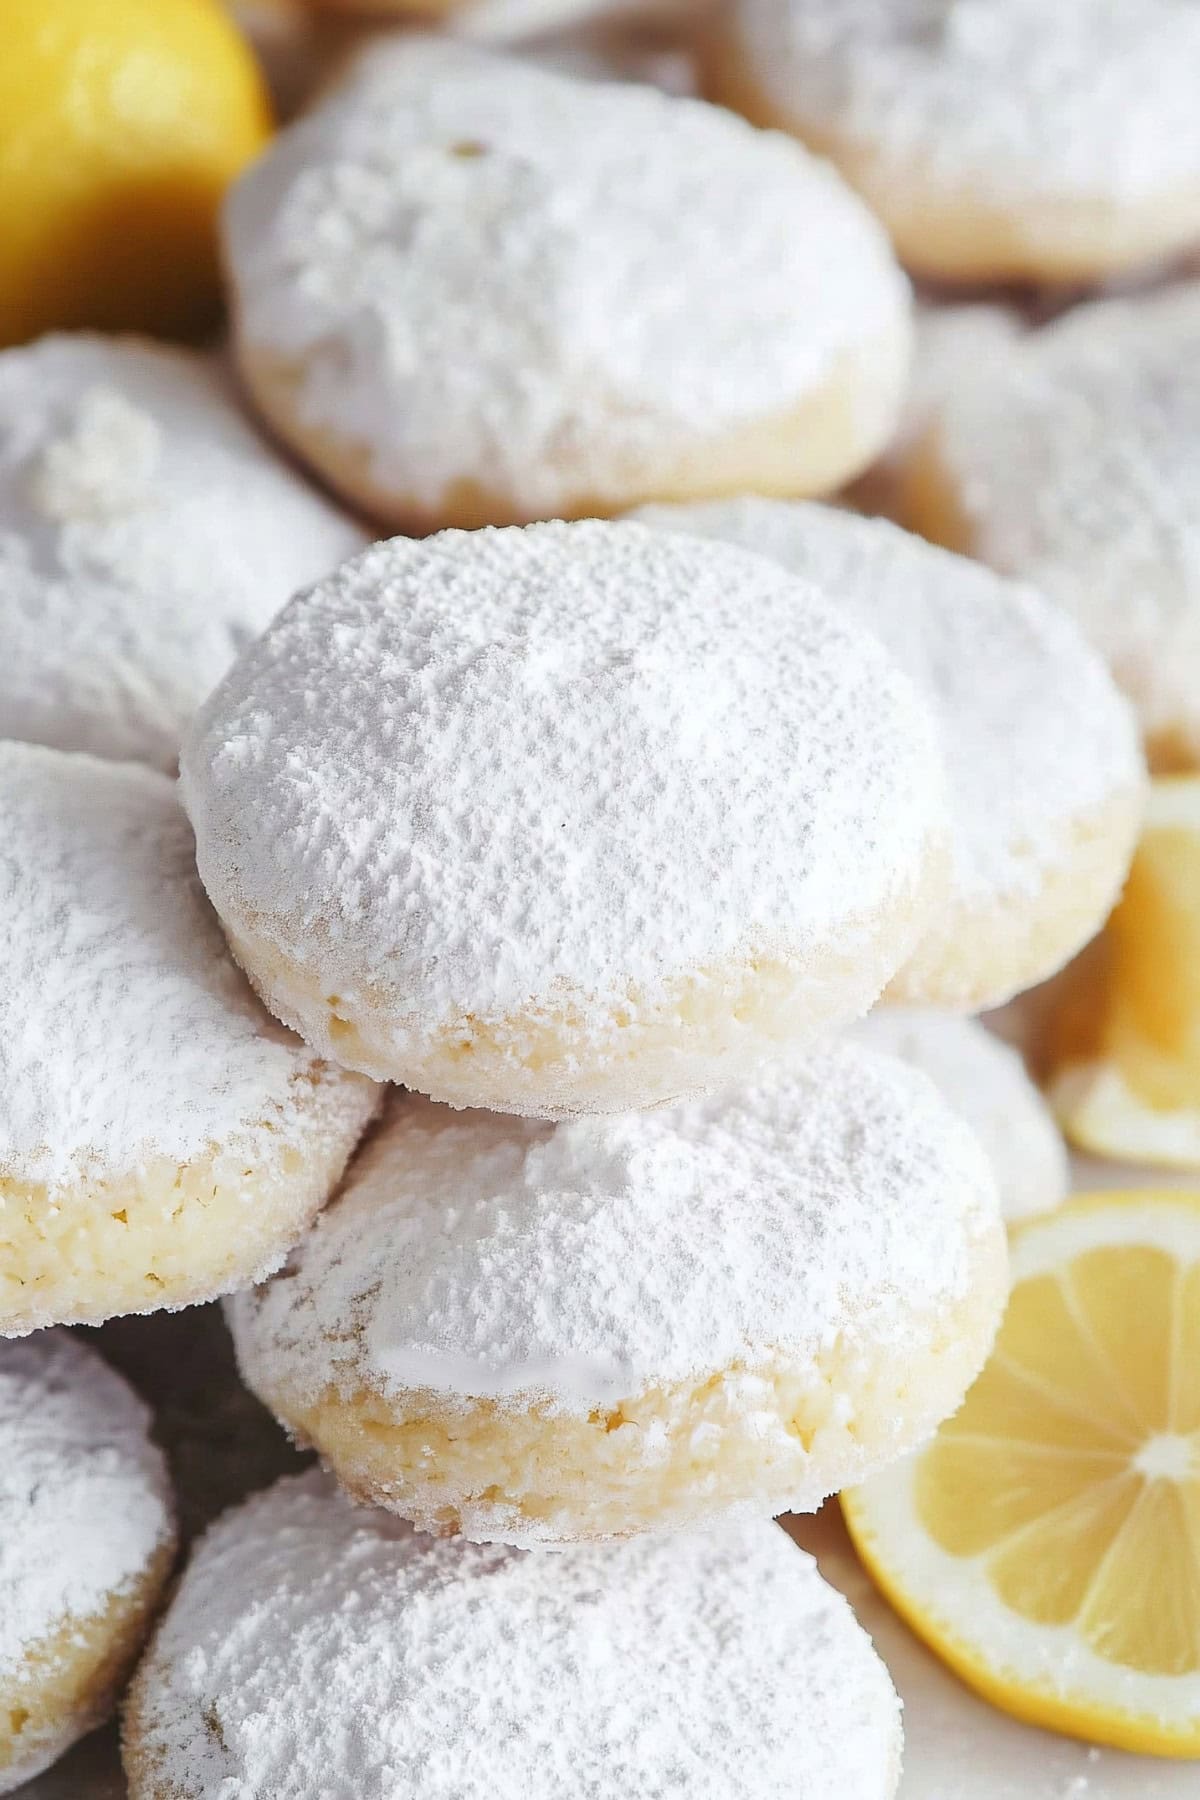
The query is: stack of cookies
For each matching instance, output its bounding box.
[7,6,1194,1794]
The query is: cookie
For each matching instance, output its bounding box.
[708,0,1200,285]
[227,1046,1005,1545]
[0,334,366,769]
[633,500,1144,1009]
[0,1333,174,1793]
[223,36,911,529]
[123,1470,902,1798]
[0,743,379,1336]
[181,520,948,1113]
[905,283,1200,771]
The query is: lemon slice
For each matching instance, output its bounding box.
[1051,777,1200,1169]
[843,1190,1200,1758]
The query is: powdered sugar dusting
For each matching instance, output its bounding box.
[181,520,945,1051]
[633,501,1143,902]
[923,282,1200,759]
[223,37,909,515]
[127,1470,901,1799]
[227,1042,998,1415]
[0,743,374,1193]
[26,386,164,521]
[849,1009,1068,1222]
[0,1331,172,1680]
[729,0,1200,205]
[0,334,367,769]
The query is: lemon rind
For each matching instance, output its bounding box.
[1054,1063,1200,1171]
[844,1453,1200,1758]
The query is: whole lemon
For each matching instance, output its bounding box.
[0,0,272,346]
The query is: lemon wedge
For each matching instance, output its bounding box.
[843,1190,1200,1758]
[1052,777,1200,1168]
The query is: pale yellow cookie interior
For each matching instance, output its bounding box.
[705,40,1200,285]
[1,1541,175,1792]
[888,791,1145,1012]
[234,321,910,533]
[0,1069,377,1336]
[221,848,943,1112]
[242,1222,1006,1545]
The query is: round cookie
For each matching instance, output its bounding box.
[0,334,367,771]
[124,1472,902,1800]
[1,1332,175,1793]
[181,520,948,1114]
[905,282,1200,771]
[222,36,912,531]
[708,0,1200,286]
[633,499,1144,1009]
[227,1044,1006,1546]
[0,743,379,1337]
[849,1010,1068,1224]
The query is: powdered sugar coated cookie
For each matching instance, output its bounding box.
[0,743,379,1336]
[710,0,1200,283]
[182,520,948,1114]
[227,1044,1005,1544]
[907,282,1200,771]
[633,500,1144,1008]
[224,37,911,529]
[1,1332,174,1792]
[0,334,366,769]
[123,1471,902,1800]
